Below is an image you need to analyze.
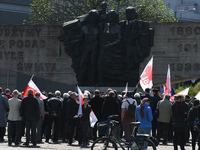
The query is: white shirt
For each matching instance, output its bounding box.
[121,98,137,110]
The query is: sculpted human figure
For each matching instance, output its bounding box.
[78,10,100,85]
[98,10,124,86]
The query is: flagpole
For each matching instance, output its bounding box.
[30,74,34,81]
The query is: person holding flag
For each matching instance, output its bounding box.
[67,92,82,145]
[80,95,92,147]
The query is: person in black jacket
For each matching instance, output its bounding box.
[68,92,81,145]
[89,89,104,140]
[102,91,120,121]
[20,89,40,146]
[80,95,92,147]
[60,93,70,142]
[187,100,200,150]
[45,90,63,143]
[151,88,162,137]
[172,95,186,150]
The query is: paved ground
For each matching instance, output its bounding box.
[0,136,194,150]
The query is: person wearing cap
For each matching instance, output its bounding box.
[89,89,104,141]
[80,95,92,147]
[45,90,63,143]
[60,93,70,142]
[151,88,162,137]
[7,90,21,146]
[121,91,137,142]
[156,94,172,145]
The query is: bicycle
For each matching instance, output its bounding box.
[91,115,156,150]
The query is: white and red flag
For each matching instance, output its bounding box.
[77,85,84,116]
[164,65,171,96]
[22,75,47,100]
[195,91,200,100]
[125,82,128,93]
[170,87,190,101]
[140,56,153,91]
[77,86,98,127]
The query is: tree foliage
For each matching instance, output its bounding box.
[25,0,177,25]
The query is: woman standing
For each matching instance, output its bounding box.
[135,98,153,149]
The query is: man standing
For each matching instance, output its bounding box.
[20,89,40,146]
[35,92,44,143]
[46,90,63,143]
[7,90,22,146]
[0,87,9,142]
[157,94,172,145]
[151,88,162,137]
[89,89,104,140]
[67,92,81,145]
[121,91,137,142]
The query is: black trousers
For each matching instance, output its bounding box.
[81,120,89,143]
[0,127,5,140]
[191,129,200,150]
[60,120,69,141]
[25,121,37,145]
[46,116,60,142]
[152,118,157,137]
[157,121,169,143]
[8,121,21,144]
[68,118,82,144]
[173,126,185,150]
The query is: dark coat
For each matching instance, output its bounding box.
[89,96,104,121]
[20,94,40,121]
[101,96,120,121]
[172,101,185,123]
[81,105,92,121]
[47,96,63,118]
[0,94,9,127]
[187,107,199,130]
[152,94,162,114]
[61,98,69,120]
[67,98,79,119]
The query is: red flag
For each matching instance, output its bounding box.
[164,65,171,96]
[77,86,98,127]
[140,56,153,91]
[22,78,47,100]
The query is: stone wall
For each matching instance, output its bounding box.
[0,23,200,90]
[140,22,200,86]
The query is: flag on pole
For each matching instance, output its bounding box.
[22,75,47,100]
[140,56,153,91]
[77,85,84,116]
[164,65,171,96]
[125,82,128,93]
[170,87,190,101]
[195,91,200,100]
[77,86,98,127]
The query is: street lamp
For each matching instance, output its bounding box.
[175,8,196,22]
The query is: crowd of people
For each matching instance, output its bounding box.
[0,86,199,150]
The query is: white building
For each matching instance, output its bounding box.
[164,0,200,22]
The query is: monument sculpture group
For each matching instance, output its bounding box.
[59,2,154,87]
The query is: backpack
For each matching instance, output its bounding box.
[193,110,200,132]
[126,100,136,119]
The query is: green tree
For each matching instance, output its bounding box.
[25,0,177,25]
